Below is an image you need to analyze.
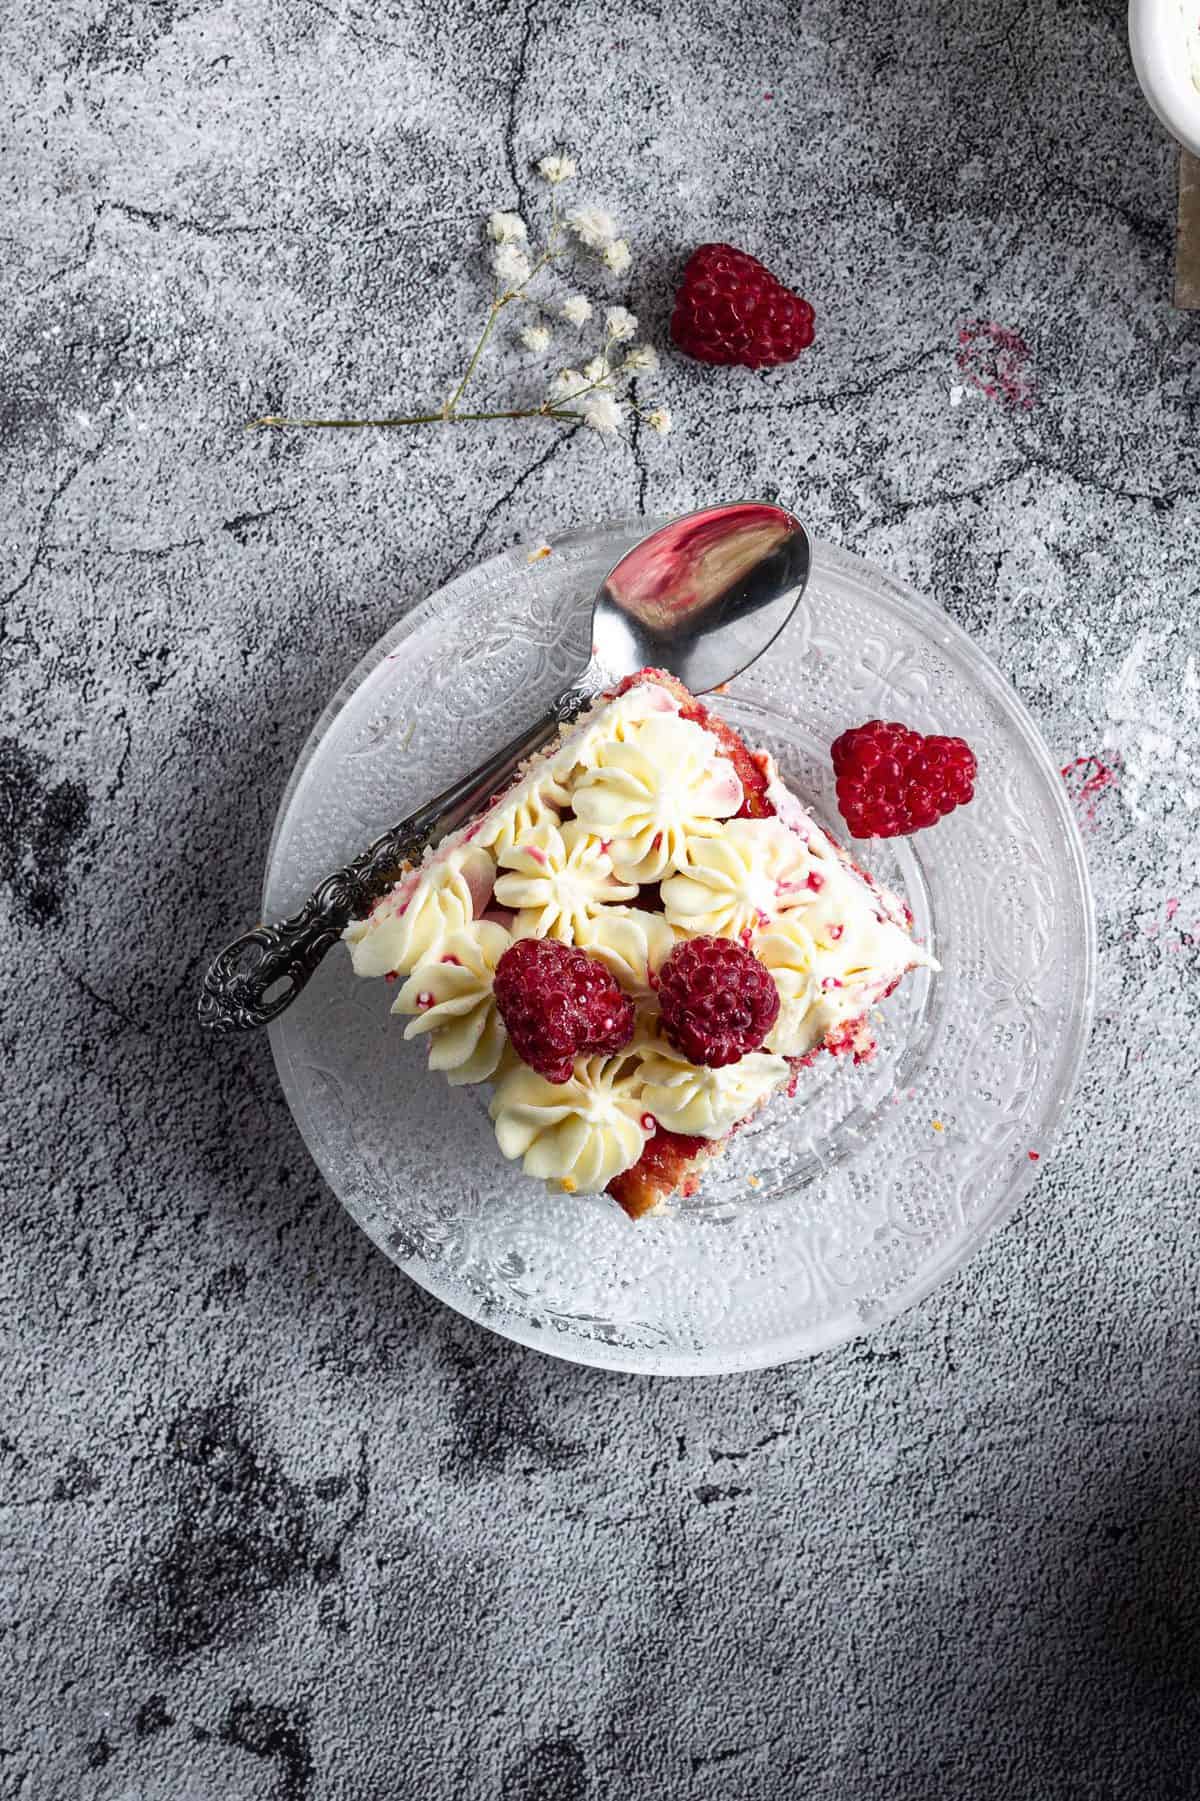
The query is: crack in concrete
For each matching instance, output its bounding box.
[715,347,946,418]
[304,0,406,50]
[221,504,299,543]
[502,0,537,214]
[1000,10,1169,254]
[27,214,100,296]
[105,195,460,250]
[108,199,282,240]
[627,398,649,515]
[12,197,462,284]
[59,963,156,1038]
[865,455,1200,529]
[107,709,132,803]
[449,421,581,574]
[45,536,205,560]
[0,447,106,616]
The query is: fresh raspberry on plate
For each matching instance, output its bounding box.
[831,720,977,838]
[670,244,815,369]
[656,936,780,1068]
[493,938,635,1083]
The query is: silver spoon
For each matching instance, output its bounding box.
[199,501,811,1034]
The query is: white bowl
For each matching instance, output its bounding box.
[1129,0,1200,156]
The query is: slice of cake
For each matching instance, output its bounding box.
[343,669,936,1219]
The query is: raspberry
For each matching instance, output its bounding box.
[831,720,977,838]
[670,243,815,369]
[493,938,635,1084]
[656,936,780,1068]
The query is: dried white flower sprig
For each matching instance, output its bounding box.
[251,155,671,442]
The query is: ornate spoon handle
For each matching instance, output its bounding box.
[199,668,603,1035]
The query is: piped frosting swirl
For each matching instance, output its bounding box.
[343,844,494,978]
[634,1039,788,1139]
[570,714,744,884]
[490,1049,651,1193]
[393,920,511,1085]
[661,817,813,940]
[494,819,637,941]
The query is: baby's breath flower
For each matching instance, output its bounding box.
[623,343,659,375]
[602,238,632,275]
[492,243,532,288]
[261,165,677,448]
[488,210,527,244]
[605,306,638,343]
[583,392,625,436]
[567,206,617,250]
[547,367,586,402]
[537,152,577,185]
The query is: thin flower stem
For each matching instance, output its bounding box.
[444,298,507,415]
[550,360,622,408]
[248,407,583,430]
[445,227,562,414]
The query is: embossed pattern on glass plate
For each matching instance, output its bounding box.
[265,524,1095,1374]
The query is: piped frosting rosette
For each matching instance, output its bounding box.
[661,818,813,940]
[393,919,511,1085]
[494,819,636,941]
[570,714,744,883]
[343,845,495,978]
[490,1047,652,1193]
[634,1038,788,1138]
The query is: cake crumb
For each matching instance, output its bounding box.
[931,1118,944,1133]
[527,543,553,563]
[746,1173,762,1188]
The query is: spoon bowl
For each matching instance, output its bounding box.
[594,502,809,691]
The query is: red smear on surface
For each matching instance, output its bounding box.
[1166,897,1180,921]
[1061,753,1119,827]
[956,320,1035,410]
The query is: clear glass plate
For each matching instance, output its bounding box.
[264,521,1095,1374]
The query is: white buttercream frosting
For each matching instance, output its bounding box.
[635,1039,789,1139]
[751,804,937,1040]
[493,819,637,940]
[490,1049,651,1192]
[393,920,511,1086]
[570,714,744,884]
[803,899,934,1034]
[549,678,679,787]
[661,817,813,939]
[343,844,494,978]
[347,681,936,1206]
[756,916,823,1056]
[471,772,568,857]
[576,905,675,1000]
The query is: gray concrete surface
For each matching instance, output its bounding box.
[3,1,1199,1796]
